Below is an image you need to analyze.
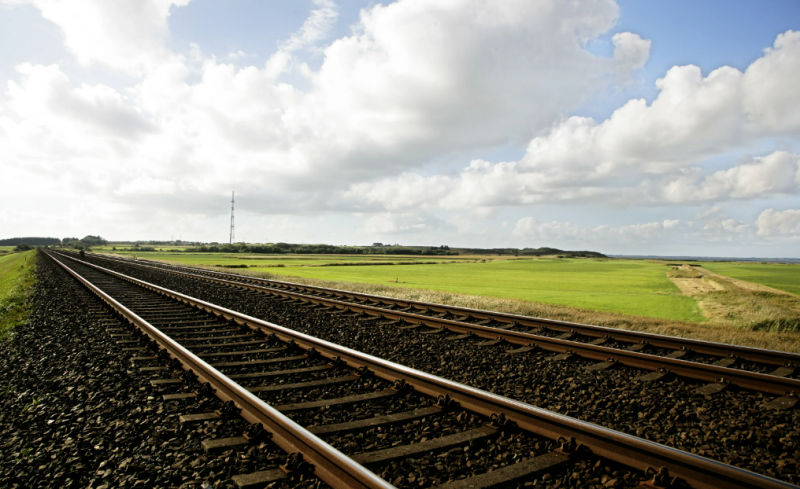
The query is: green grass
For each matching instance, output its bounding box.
[99,251,475,268]
[700,262,800,295]
[94,244,193,252]
[0,250,36,339]
[264,258,703,322]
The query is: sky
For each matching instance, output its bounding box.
[1,0,799,257]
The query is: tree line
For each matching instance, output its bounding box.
[0,237,60,246]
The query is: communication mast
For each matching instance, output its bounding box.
[229,191,235,245]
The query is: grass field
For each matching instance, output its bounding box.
[0,250,36,339]
[101,251,479,268]
[699,262,800,295]
[249,258,703,322]
[95,244,193,252]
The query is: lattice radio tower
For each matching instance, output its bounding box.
[229,191,235,245]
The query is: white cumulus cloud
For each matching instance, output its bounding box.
[512,217,682,243]
[756,209,800,236]
[20,0,192,76]
[341,31,800,211]
[612,32,651,82]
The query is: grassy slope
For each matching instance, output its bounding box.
[0,250,36,339]
[699,262,800,295]
[266,258,703,322]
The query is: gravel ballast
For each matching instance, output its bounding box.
[0,254,324,489]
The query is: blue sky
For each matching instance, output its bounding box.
[1,0,799,256]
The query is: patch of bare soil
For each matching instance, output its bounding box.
[668,276,724,296]
[668,264,792,297]
[665,264,800,332]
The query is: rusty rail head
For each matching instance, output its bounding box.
[54,251,799,489]
[76,252,800,397]
[86,251,800,368]
[46,251,394,489]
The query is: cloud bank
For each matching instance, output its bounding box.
[0,0,799,252]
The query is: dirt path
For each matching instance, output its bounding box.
[667,265,793,297]
[666,264,800,331]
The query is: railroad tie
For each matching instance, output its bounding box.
[209,354,307,368]
[231,469,287,489]
[665,349,688,359]
[189,339,271,349]
[636,369,673,382]
[308,406,442,437]
[139,366,169,372]
[162,393,197,401]
[694,380,729,396]
[179,412,221,423]
[150,378,183,386]
[770,365,795,377]
[398,323,423,330]
[711,357,737,368]
[275,388,397,412]
[446,333,473,341]
[352,425,498,466]
[202,436,249,452]
[129,356,158,362]
[505,345,538,355]
[763,396,798,411]
[550,352,576,362]
[585,359,618,371]
[197,346,285,358]
[437,451,571,489]
[246,375,357,393]
[227,365,332,380]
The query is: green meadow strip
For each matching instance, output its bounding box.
[0,250,37,340]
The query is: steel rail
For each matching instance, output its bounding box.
[45,251,394,489]
[52,252,798,489]
[86,251,800,368]
[71,252,800,397]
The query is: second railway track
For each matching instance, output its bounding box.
[75,251,800,400]
[43,250,799,489]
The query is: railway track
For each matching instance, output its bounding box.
[43,250,798,489]
[75,251,800,401]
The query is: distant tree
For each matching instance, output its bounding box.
[13,243,32,251]
[81,235,107,246]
